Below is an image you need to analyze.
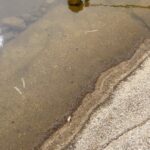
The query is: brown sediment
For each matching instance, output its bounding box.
[40,39,150,150]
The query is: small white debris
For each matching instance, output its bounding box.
[85,29,99,34]
[21,77,26,88]
[14,86,22,95]
[67,116,72,122]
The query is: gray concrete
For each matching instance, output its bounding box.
[68,53,150,150]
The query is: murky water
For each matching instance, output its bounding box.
[0,0,150,149]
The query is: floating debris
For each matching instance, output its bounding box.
[21,78,26,89]
[67,116,72,122]
[14,86,22,95]
[85,29,99,34]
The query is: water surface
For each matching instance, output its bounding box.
[0,0,150,150]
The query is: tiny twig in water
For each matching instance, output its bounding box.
[21,77,26,89]
[14,86,22,95]
[85,29,99,34]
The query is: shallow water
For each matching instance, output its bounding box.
[0,0,59,46]
[0,0,44,18]
[0,0,150,150]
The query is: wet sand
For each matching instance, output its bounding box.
[0,0,150,149]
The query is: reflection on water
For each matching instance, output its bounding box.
[0,0,57,48]
[68,0,90,12]
[0,0,91,46]
[0,28,4,48]
[0,35,4,48]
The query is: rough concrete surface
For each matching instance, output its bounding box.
[67,48,150,150]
